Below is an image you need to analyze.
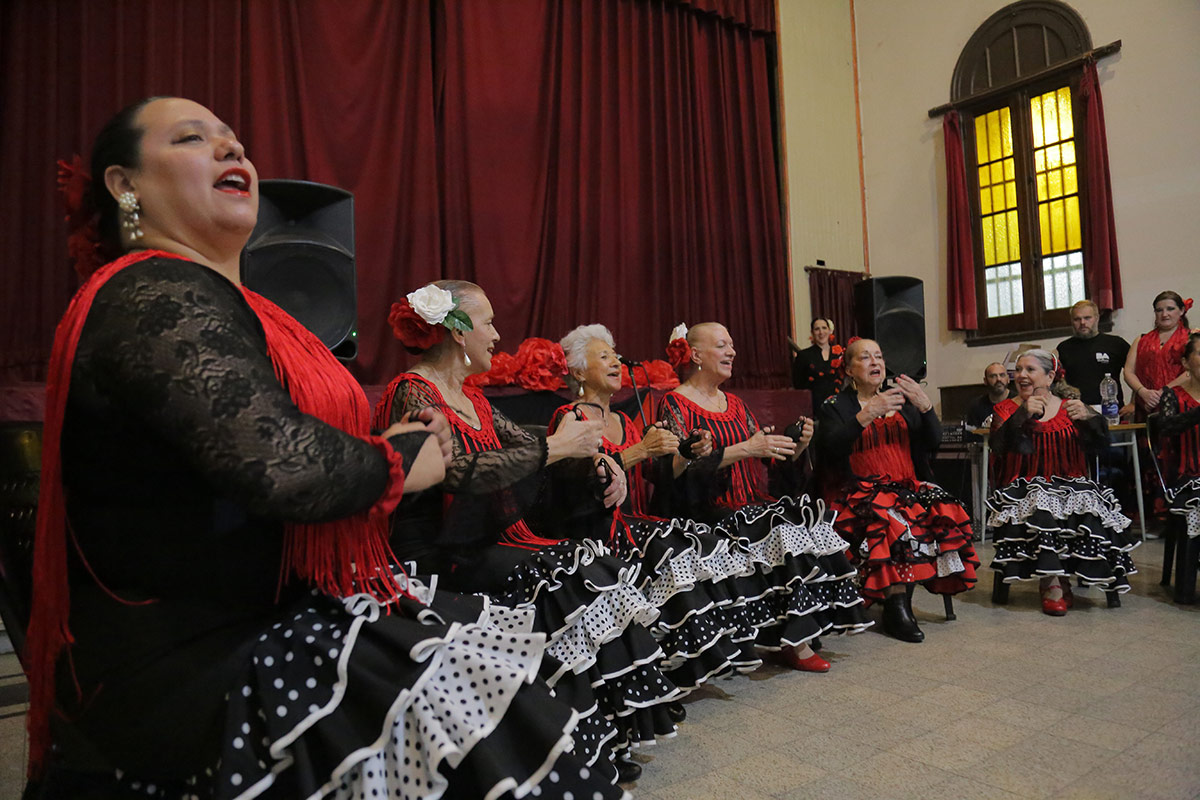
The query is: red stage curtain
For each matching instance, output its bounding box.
[944,110,978,331]
[1079,60,1123,312]
[1,0,788,388]
[805,266,864,344]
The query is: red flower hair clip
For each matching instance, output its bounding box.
[56,155,106,278]
[665,322,691,371]
[388,284,473,353]
[1185,297,1194,312]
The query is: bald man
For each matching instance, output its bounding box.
[965,362,1013,427]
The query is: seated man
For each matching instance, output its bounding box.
[965,361,1012,428]
[1056,299,1131,408]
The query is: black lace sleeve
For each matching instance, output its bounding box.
[387,377,546,494]
[1155,387,1200,437]
[990,405,1034,457]
[72,258,393,523]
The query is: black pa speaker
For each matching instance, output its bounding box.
[241,179,358,361]
[853,276,926,380]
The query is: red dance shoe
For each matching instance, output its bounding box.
[1041,591,1068,616]
[783,647,831,672]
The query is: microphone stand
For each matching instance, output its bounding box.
[624,361,650,428]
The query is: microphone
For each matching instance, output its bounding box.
[619,355,643,368]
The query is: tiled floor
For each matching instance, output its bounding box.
[0,539,1196,799]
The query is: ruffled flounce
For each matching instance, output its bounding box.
[987,476,1138,592]
[1167,476,1200,539]
[104,585,627,800]
[831,480,979,602]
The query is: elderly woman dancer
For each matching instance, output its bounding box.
[1151,332,1200,603]
[816,338,978,643]
[988,349,1136,614]
[653,322,870,666]
[376,284,679,783]
[547,324,773,685]
[25,97,625,800]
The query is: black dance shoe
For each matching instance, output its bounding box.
[616,752,643,783]
[667,701,687,723]
[883,593,925,643]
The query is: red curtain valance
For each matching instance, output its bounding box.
[662,0,776,33]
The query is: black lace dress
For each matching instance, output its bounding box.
[34,254,626,800]
[379,375,679,767]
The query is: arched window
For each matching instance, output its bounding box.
[938,0,1121,341]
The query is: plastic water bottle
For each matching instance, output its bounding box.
[1100,373,1120,425]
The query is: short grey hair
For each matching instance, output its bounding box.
[559,324,615,392]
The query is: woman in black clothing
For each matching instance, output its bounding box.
[792,317,842,404]
[815,338,978,643]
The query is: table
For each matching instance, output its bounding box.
[972,422,1148,542]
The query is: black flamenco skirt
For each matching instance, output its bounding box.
[830,479,980,603]
[712,496,873,646]
[57,585,630,800]
[987,476,1138,593]
[465,539,681,758]
[1167,476,1200,540]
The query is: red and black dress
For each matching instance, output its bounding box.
[546,404,766,687]
[986,398,1136,592]
[377,374,680,765]
[654,391,871,649]
[30,253,625,800]
[1133,327,1189,419]
[815,388,979,603]
[1157,386,1200,540]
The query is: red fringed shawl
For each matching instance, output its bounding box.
[849,414,917,482]
[375,373,563,550]
[990,398,1087,485]
[27,251,409,777]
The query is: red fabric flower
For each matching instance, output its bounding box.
[514,338,567,392]
[665,337,691,371]
[644,360,680,389]
[1185,297,1194,312]
[56,155,106,277]
[388,299,444,351]
[65,226,105,279]
[467,351,519,387]
[831,344,844,356]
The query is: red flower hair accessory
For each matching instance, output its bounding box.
[514,338,567,392]
[56,155,106,278]
[665,322,691,371]
[388,283,473,353]
[1185,297,1194,312]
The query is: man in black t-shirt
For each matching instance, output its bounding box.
[1056,299,1130,406]
[965,362,1013,427]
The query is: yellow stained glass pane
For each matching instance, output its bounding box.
[995,212,1009,259]
[1031,96,1044,149]
[980,185,993,214]
[1039,203,1051,250]
[1042,91,1059,144]
[1007,209,1021,261]
[1066,196,1082,250]
[1000,108,1013,156]
[1047,144,1061,169]
[991,162,1004,184]
[1036,173,1048,202]
[1061,139,1076,166]
[1004,158,1015,181]
[1063,164,1077,195]
[1050,198,1066,252]
[1034,148,1045,173]
[978,165,991,189]
[1057,87,1073,140]
[1005,180,1017,208]
[982,216,996,266]
[992,184,1006,211]
[1048,168,1063,199]
[975,116,989,163]
[988,111,1002,162]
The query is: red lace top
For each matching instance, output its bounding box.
[1135,326,1189,409]
[848,413,917,482]
[990,398,1088,484]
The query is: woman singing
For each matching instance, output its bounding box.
[987,349,1136,614]
[815,338,978,643]
[376,284,678,782]
[26,97,624,800]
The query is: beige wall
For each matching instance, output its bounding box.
[779,0,1200,403]
[777,0,866,341]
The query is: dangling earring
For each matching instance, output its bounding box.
[463,345,471,368]
[118,192,144,241]
[695,362,702,372]
[577,384,585,397]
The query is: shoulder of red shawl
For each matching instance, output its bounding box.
[1032,403,1075,433]
[1173,385,1199,411]
[992,397,1019,423]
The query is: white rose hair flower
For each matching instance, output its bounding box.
[669,322,689,344]
[407,285,457,325]
[389,282,474,352]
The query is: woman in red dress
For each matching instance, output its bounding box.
[988,349,1136,614]
[815,338,978,642]
[1123,290,1192,418]
[1155,332,1200,603]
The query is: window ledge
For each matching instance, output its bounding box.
[964,321,1116,347]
